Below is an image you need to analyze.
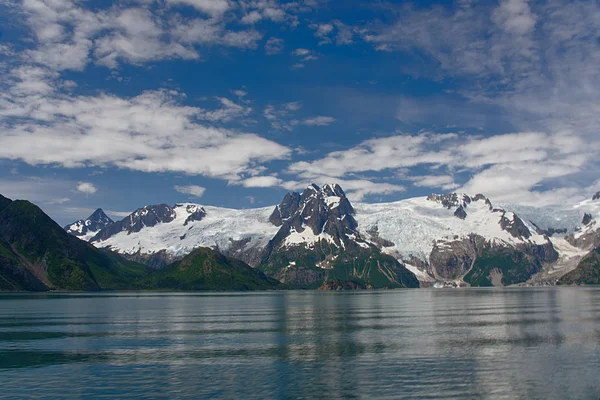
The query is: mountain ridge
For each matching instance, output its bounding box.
[66,183,587,287]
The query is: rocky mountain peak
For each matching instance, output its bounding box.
[64,208,114,238]
[89,208,113,225]
[593,191,600,201]
[176,204,207,226]
[267,184,360,248]
[91,203,176,242]
[427,192,493,220]
[499,211,532,239]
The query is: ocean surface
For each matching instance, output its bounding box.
[0,288,599,399]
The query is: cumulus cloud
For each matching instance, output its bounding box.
[174,184,206,198]
[0,72,291,182]
[239,176,283,188]
[77,182,97,194]
[287,130,595,205]
[167,0,232,16]
[11,0,304,72]
[281,177,406,201]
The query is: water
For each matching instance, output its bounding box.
[0,288,599,399]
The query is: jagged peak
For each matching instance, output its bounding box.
[88,208,113,223]
[593,191,600,201]
[427,192,472,209]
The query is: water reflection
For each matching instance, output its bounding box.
[0,289,599,399]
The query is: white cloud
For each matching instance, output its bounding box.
[287,130,595,206]
[292,48,311,56]
[107,210,133,218]
[264,102,302,130]
[281,177,406,201]
[0,72,291,181]
[77,182,97,194]
[492,0,537,36]
[202,97,252,122]
[301,116,336,126]
[167,0,231,16]
[410,175,459,191]
[46,197,71,205]
[264,37,284,54]
[239,176,283,188]
[174,184,206,198]
[12,0,280,72]
[242,10,263,24]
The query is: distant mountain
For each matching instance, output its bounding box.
[558,247,600,285]
[90,203,278,268]
[259,184,419,288]
[355,193,558,286]
[81,183,565,287]
[0,194,146,291]
[65,208,114,241]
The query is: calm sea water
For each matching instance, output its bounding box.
[0,288,599,399]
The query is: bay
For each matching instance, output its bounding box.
[0,288,599,399]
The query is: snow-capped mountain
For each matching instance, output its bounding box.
[91,203,278,268]
[258,184,418,288]
[70,183,582,286]
[64,208,114,241]
[354,193,557,284]
[566,193,600,250]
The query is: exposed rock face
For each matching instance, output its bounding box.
[427,193,493,220]
[454,206,467,220]
[499,212,531,239]
[582,213,593,226]
[427,193,471,210]
[429,235,480,280]
[218,237,265,269]
[428,234,558,285]
[269,192,301,226]
[365,226,395,249]
[593,192,600,201]
[65,208,114,238]
[122,249,175,269]
[539,227,568,237]
[266,184,359,249]
[260,184,419,289]
[182,204,206,226]
[92,204,176,241]
[558,247,600,285]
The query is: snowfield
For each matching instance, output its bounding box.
[91,193,551,268]
[93,203,279,258]
[354,196,548,263]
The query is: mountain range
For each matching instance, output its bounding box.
[2,183,599,291]
[0,194,278,291]
[67,184,600,288]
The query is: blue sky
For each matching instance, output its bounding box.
[1,0,599,225]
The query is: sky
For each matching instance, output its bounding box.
[0,0,599,226]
